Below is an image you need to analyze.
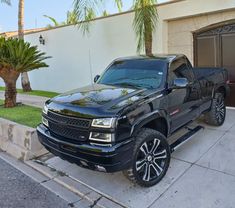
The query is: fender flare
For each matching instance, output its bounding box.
[213,84,228,98]
[130,110,170,137]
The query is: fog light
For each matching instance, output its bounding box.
[42,117,48,127]
[96,165,106,172]
[80,160,88,167]
[89,132,113,142]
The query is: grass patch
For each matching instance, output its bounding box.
[0,87,59,98]
[0,100,41,128]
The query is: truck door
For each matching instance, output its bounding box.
[167,57,201,133]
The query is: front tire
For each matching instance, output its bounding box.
[123,128,171,187]
[204,92,226,126]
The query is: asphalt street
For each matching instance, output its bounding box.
[0,158,69,208]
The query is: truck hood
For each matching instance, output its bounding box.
[47,84,146,118]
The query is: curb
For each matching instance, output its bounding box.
[26,157,127,208]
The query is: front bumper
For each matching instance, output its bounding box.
[37,124,134,173]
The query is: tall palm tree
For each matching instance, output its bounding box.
[18,0,32,92]
[133,0,158,55]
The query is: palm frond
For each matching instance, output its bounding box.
[1,0,11,5]
[102,10,109,17]
[73,0,102,34]
[115,0,123,12]
[66,10,79,25]
[43,15,60,27]
[0,37,51,73]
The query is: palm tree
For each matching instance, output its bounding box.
[18,0,32,92]
[0,37,50,108]
[133,0,158,55]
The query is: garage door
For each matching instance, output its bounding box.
[194,22,235,107]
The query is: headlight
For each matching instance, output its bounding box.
[89,132,113,143]
[42,105,48,115]
[91,118,115,128]
[42,117,49,127]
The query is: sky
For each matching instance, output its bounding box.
[0,0,166,32]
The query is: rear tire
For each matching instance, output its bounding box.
[123,128,171,187]
[204,92,226,126]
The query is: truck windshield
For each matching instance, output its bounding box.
[98,59,167,89]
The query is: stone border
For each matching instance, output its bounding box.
[0,118,47,161]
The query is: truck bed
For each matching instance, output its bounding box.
[193,67,228,84]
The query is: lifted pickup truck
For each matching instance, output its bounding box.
[37,54,229,187]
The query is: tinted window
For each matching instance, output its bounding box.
[169,58,194,82]
[98,59,167,89]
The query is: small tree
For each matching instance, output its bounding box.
[0,38,50,108]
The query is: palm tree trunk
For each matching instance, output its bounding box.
[21,72,31,91]
[4,79,17,108]
[18,0,24,39]
[18,0,32,92]
[145,23,153,56]
[145,34,152,56]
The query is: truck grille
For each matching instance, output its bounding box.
[47,111,91,128]
[45,111,91,142]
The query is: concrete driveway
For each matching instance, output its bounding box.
[27,109,235,208]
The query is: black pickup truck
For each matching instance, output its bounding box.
[37,54,229,187]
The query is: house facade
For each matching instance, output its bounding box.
[1,0,235,106]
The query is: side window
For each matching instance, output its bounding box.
[169,58,194,83]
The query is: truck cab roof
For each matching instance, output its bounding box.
[114,54,186,64]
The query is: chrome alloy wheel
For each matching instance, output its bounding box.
[136,138,168,182]
[215,95,225,124]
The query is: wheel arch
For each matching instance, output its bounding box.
[214,85,227,98]
[131,111,170,137]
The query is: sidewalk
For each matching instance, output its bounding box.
[0,91,47,108]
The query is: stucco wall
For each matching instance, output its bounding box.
[168,9,235,64]
[19,12,160,92]
[1,0,235,93]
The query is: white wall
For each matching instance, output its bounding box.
[1,0,235,93]
[5,11,155,92]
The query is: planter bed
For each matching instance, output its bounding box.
[0,118,47,160]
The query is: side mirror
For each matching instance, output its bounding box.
[94,75,100,83]
[172,78,189,89]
